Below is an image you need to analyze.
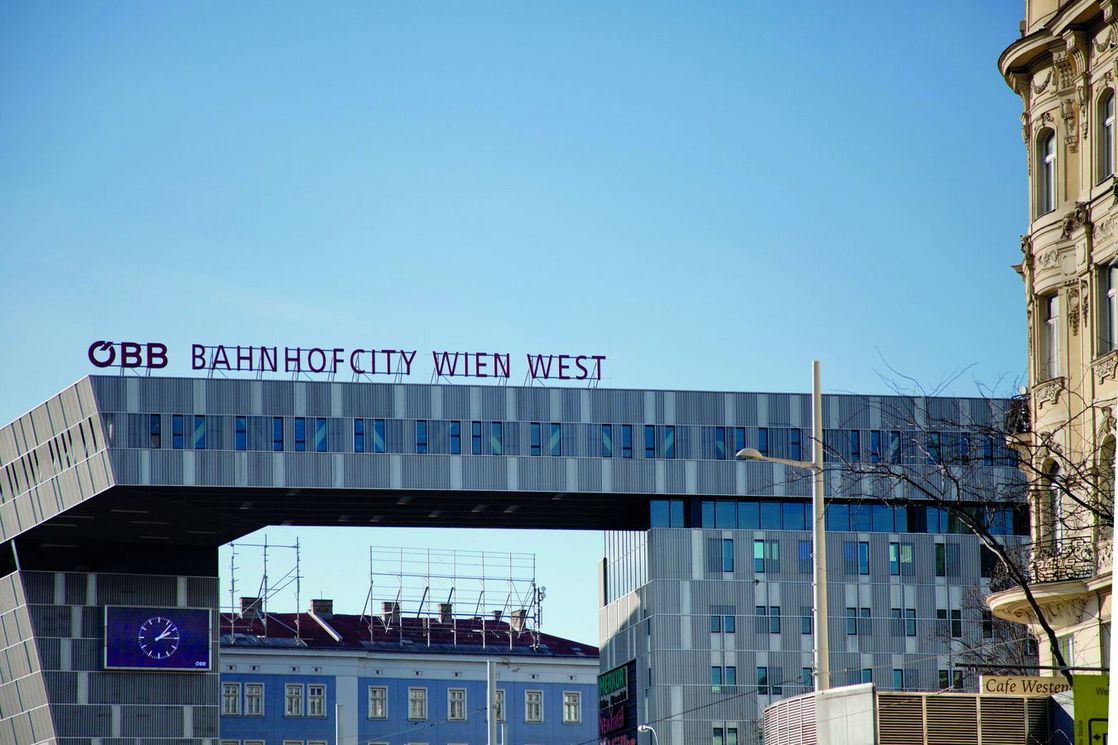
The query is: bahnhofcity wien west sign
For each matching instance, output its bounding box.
[86,340,606,382]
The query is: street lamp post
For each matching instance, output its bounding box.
[637,724,660,745]
[736,360,829,692]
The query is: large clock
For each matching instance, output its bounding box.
[137,615,181,660]
[104,607,211,671]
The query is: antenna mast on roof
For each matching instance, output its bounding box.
[368,546,541,652]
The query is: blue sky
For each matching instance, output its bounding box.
[1,1,1025,645]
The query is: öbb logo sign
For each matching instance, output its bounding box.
[87,341,169,369]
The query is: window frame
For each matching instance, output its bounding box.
[562,690,582,724]
[1038,129,1057,216]
[284,683,304,717]
[307,684,326,718]
[1101,90,1115,182]
[367,685,388,719]
[244,682,264,717]
[408,686,428,721]
[447,687,467,721]
[524,689,543,723]
[222,682,241,716]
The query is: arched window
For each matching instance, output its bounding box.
[1102,92,1115,181]
[1039,130,1057,215]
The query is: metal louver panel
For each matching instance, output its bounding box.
[925,695,978,745]
[1024,698,1050,744]
[980,697,1025,745]
[878,693,924,745]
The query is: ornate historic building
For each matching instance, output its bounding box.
[990,0,1114,677]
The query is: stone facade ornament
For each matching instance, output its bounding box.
[1034,377,1065,406]
[1062,98,1080,151]
[1094,352,1118,382]
[1033,69,1053,94]
[1036,248,1061,269]
[1068,286,1081,334]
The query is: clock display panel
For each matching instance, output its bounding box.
[104,606,211,671]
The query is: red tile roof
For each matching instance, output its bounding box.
[220,612,598,659]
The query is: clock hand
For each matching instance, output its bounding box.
[155,623,175,641]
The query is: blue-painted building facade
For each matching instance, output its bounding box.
[217,605,598,745]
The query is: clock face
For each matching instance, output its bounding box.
[137,616,181,660]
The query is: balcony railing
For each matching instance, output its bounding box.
[987,537,1106,592]
[1004,394,1030,434]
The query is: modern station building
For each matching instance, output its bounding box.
[0,374,1027,745]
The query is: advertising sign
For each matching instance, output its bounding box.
[1072,674,1109,745]
[599,660,637,745]
[86,340,606,382]
[980,675,1072,696]
[104,606,212,671]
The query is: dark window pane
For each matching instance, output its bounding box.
[849,430,860,462]
[193,415,206,450]
[471,422,482,455]
[760,502,781,530]
[714,427,726,459]
[670,500,684,527]
[173,414,184,450]
[783,502,807,531]
[150,415,162,449]
[701,501,716,529]
[851,504,872,532]
[757,428,768,456]
[272,416,283,451]
[449,421,461,455]
[872,504,893,532]
[826,503,850,531]
[644,426,656,458]
[721,539,734,572]
[549,423,561,456]
[710,615,721,633]
[789,428,802,461]
[490,422,502,455]
[530,423,541,456]
[235,416,247,451]
[601,424,613,457]
[663,426,675,459]
[723,615,735,633]
[650,501,670,528]
[314,418,327,452]
[622,425,633,458]
[753,540,765,573]
[734,428,746,453]
[415,420,428,454]
[738,501,759,530]
[870,430,882,463]
[294,417,306,452]
[354,419,365,453]
[715,501,737,529]
[373,419,386,453]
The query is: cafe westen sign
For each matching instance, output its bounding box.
[87,341,605,382]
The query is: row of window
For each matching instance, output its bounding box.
[666,498,1027,535]
[1039,266,1118,380]
[705,537,1003,578]
[222,682,325,718]
[706,605,994,639]
[0,416,99,503]
[136,414,1014,467]
[1035,89,1117,219]
[221,682,581,725]
[710,664,963,701]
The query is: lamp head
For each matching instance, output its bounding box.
[637,725,655,734]
[735,447,763,461]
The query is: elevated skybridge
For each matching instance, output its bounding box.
[0,375,1021,568]
[0,374,1022,745]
